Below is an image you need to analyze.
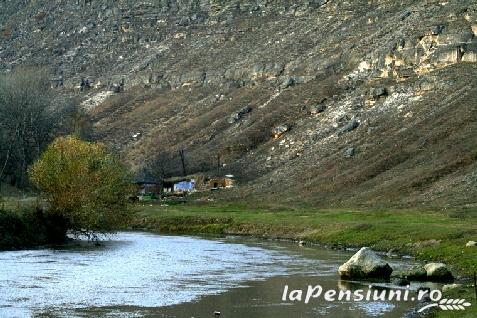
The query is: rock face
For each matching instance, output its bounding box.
[1,1,477,207]
[339,247,393,279]
[424,263,454,281]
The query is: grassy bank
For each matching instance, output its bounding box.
[135,202,477,274]
[134,201,477,317]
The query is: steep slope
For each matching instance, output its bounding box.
[1,0,476,207]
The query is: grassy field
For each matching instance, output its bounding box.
[135,202,477,274]
[135,201,477,317]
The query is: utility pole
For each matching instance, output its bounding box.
[179,149,186,176]
[217,154,221,176]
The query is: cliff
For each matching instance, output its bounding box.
[1,0,477,207]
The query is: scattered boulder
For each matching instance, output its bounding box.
[227,106,252,124]
[344,147,356,158]
[310,103,327,115]
[239,106,252,115]
[227,114,240,124]
[80,78,91,91]
[401,263,454,282]
[340,119,360,134]
[371,86,387,99]
[400,11,411,21]
[462,43,477,63]
[442,283,462,292]
[392,277,410,286]
[401,265,428,281]
[338,247,393,279]
[424,263,454,281]
[111,79,125,93]
[465,240,476,247]
[272,125,289,139]
[281,77,296,89]
[280,76,309,89]
[430,25,445,35]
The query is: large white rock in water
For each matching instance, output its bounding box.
[339,247,393,279]
[424,263,454,281]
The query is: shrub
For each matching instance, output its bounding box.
[29,136,133,236]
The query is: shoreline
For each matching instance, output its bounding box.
[133,201,477,318]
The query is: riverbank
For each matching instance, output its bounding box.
[133,201,477,317]
[0,205,67,250]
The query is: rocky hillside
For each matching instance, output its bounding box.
[1,0,477,207]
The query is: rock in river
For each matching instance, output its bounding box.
[424,263,454,281]
[401,265,427,281]
[338,247,393,279]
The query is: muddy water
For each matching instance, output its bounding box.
[0,232,434,318]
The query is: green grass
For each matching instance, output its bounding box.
[134,202,477,276]
[135,201,477,317]
[434,286,477,318]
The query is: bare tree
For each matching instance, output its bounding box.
[0,67,70,187]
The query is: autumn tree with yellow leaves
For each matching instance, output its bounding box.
[29,136,132,236]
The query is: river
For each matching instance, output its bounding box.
[0,232,435,317]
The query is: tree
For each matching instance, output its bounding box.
[0,67,74,187]
[29,136,132,237]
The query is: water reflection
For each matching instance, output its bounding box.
[0,232,426,318]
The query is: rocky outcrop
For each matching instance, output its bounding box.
[1,1,477,208]
[272,125,290,139]
[340,119,360,134]
[228,106,252,124]
[338,247,393,279]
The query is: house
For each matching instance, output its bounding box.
[174,179,196,192]
[134,180,161,200]
[163,176,199,194]
[207,177,235,189]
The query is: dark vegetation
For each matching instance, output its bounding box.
[0,206,67,250]
[0,67,81,188]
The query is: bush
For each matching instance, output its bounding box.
[29,136,133,236]
[0,208,67,250]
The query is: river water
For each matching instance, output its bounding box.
[0,232,432,318]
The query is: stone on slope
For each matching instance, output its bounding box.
[340,119,360,134]
[465,240,476,247]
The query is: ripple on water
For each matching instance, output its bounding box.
[1,232,337,317]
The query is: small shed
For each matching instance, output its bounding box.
[134,180,161,200]
[174,179,196,192]
[135,181,161,195]
[207,177,235,189]
[163,176,200,193]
